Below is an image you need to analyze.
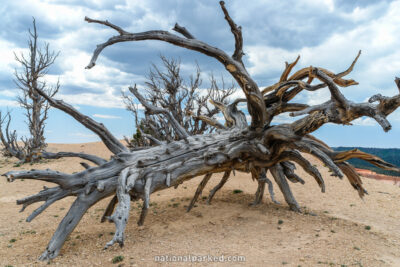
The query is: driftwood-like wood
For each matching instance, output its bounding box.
[3,1,400,261]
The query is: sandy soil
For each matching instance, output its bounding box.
[0,142,399,267]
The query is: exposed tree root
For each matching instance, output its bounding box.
[207,171,231,205]
[187,173,213,212]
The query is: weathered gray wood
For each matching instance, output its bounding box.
[4,58,400,261]
[280,152,325,192]
[85,2,267,129]
[172,23,195,39]
[250,178,265,206]
[130,85,189,140]
[210,99,247,129]
[101,195,118,223]
[104,168,130,248]
[0,112,24,160]
[270,165,301,212]
[42,151,107,165]
[3,2,400,261]
[187,173,212,212]
[137,176,152,226]
[38,176,118,260]
[263,174,280,205]
[34,87,128,154]
[281,161,305,184]
[207,171,231,204]
[219,1,244,63]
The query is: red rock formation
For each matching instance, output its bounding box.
[355,168,400,185]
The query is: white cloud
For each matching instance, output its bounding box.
[229,90,245,100]
[1,0,400,146]
[271,113,296,124]
[53,50,144,93]
[301,90,331,106]
[0,39,27,78]
[352,117,376,127]
[57,90,124,108]
[92,114,121,119]
[339,3,386,23]
[301,0,334,12]
[247,0,400,102]
[0,90,18,97]
[0,99,19,107]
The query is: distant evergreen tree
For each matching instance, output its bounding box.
[333,147,400,176]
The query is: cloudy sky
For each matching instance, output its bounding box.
[1,0,400,147]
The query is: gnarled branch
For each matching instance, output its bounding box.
[84,6,266,128]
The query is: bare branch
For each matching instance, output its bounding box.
[85,12,266,128]
[42,151,107,165]
[270,164,300,212]
[209,99,247,128]
[187,173,212,212]
[219,1,244,62]
[172,23,195,39]
[312,68,348,110]
[84,16,128,35]
[34,87,128,154]
[337,162,367,198]
[336,50,361,78]
[280,55,300,82]
[130,85,189,139]
[142,133,165,146]
[333,148,400,172]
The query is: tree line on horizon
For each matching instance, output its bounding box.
[334,147,400,176]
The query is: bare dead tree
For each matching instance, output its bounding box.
[121,57,278,208]
[3,2,400,261]
[122,56,234,149]
[0,18,59,163]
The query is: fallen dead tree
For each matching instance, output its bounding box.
[3,1,400,261]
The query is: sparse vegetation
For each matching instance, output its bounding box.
[112,256,124,264]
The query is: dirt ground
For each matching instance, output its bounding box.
[0,142,399,266]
